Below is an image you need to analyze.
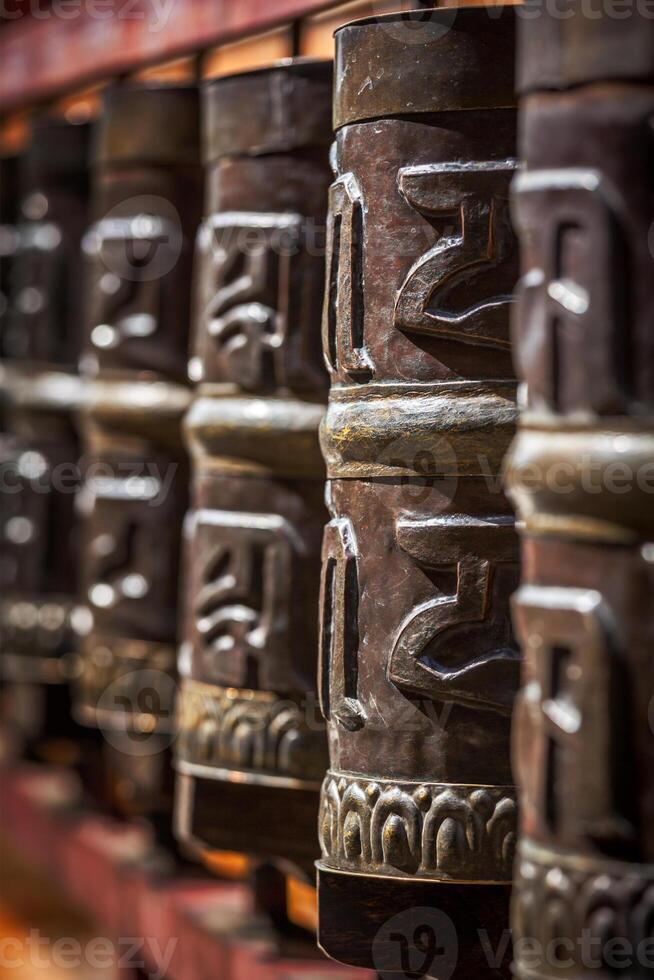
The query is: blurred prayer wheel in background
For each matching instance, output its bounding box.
[0,118,90,762]
[316,9,520,976]
[173,60,332,878]
[73,83,201,822]
[0,152,18,351]
[507,7,654,980]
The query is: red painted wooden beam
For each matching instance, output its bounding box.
[0,765,373,980]
[0,0,335,113]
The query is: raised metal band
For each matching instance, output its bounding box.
[518,3,654,93]
[184,393,325,477]
[96,83,200,166]
[334,6,516,129]
[506,423,654,543]
[321,381,517,478]
[203,59,333,162]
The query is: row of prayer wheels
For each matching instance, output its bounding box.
[0,3,652,978]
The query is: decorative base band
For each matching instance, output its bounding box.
[513,839,654,980]
[175,678,327,783]
[316,864,512,977]
[173,770,319,873]
[319,771,516,883]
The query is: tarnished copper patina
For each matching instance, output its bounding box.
[0,119,89,756]
[507,7,654,980]
[316,9,520,975]
[73,83,201,819]
[173,60,333,876]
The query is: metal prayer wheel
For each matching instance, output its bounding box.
[0,152,19,351]
[316,9,520,975]
[507,8,654,980]
[173,60,333,874]
[73,83,201,819]
[0,119,89,757]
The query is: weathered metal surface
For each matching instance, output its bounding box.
[72,83,201,821]
[507,8,654,980]
[0,119,90,755]
[173,60,333,874]
[316,8,519,975]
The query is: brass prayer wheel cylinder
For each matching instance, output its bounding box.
[73,83,201,820]
[316,9,519,975]
[507,7,654,980]
[173,60,333,874]
[0,119,90,755]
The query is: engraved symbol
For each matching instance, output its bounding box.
[322,173,371,378]
[198,212,317,390]
[513,585,633,846]
[83,195,183,366]
[84,468,179,639]
[388,516,520,713]
[190,509,302,690]
[512,168,628,412]
[86,225,164,354]
[5,217,65,358]
[395,161,518,349]
[319,517,365,730]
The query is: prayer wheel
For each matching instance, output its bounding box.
[173,60,333,877]
[316,9,520,976]
[507,7,654,980]
[73,83,201,820]
[0,118,89,759]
